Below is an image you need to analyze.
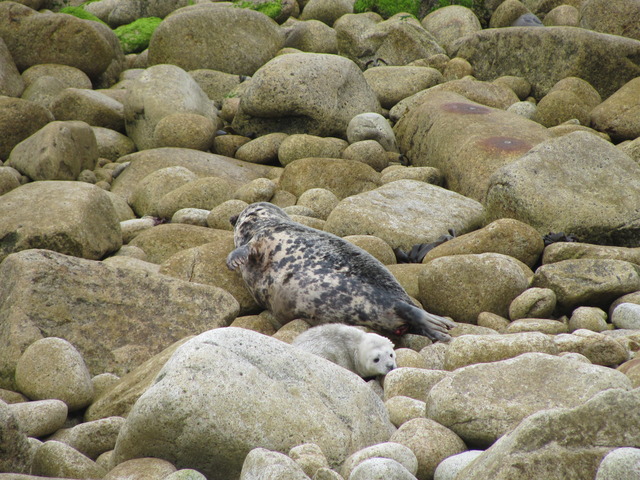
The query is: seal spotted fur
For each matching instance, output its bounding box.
[293,324,396,377]
[226,202,456,342]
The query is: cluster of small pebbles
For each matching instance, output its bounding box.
[1,0,640,478]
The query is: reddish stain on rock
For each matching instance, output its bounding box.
[479,136,532,153]
[441,102,491,114]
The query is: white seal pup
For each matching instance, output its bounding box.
[226,202,456,342]
[293,324,397,377]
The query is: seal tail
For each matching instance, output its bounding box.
[394,302,456,343]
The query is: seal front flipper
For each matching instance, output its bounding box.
[226,244,251,271]
[394,302,456,343]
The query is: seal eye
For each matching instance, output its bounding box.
[373,357,380,363]
[229,215,239,226]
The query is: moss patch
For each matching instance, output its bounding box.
[353,0,420,18]
[233,0,283,20]
[114,17,163,54]
[59,6,107,24]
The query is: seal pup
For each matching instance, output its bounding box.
[293,324,396,377]
[226,202,456,342]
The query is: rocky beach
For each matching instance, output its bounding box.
[1,0,640,478]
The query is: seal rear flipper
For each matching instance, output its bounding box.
[394,302,456,343]
[226,244,251,271]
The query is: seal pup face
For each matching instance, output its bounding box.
[357,334,397,377]
[231,202,291,247]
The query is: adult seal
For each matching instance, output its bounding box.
[226,202,456,342]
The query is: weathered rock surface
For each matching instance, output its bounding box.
[456,388,640,479]
[232,53,381,137]
[113,328,395,480]
[0,249,238,389]
[485,132,640,246]
[450,26,640,99]
[0,181,122,263]
[427,353,632,447]
[324,180,484,251]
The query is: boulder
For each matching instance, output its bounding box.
[0,2,124,84]
[542,242,640,266]
[148,3,284,75]
[240,448,309,480]
[393,90,550,202]
[0,181,121,263]
[456,388,640,479]
[50,88,125,132]
[0,37,23,97]
[421,5,482,55]
[0,400,41,474]
[113,328,395,479]
[232,53,381,137]
[426,353,632,447]
[531,259,640,312]
[363,66,443,109]
[0,249,238,389]
[423,218,544,268]
[485,132,640,246]
[324,180,484,251]
[579,0,640,41]
[8,399,68,438]
[418,253,531,324]
[278,157,380,199]
[335,13,445,70]
[590,77,640,141]
[124,64,220,151]
[0,96,53,160]
[450,26,640,100]
[7,121,99,181]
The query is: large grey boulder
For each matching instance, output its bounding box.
[456,388,640,480]
[0,249,239,389]
[426,353,632,447]
[148,3,284,75]
[485,132,640,247]
[0,181,122,263]
[124,64,220,151]
[232,53,381,138]
[450,26,640,100]
[324,180,484,251]
[113,328,395,480]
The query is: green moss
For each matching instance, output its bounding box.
[430,0,474,12]
[353,0,420,18]
[114,17,163,54]
[233,0,283,20]
[59,6,107,24]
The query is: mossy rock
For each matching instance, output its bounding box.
[232,0,283,20]
[114,17,163,54]
[354,0,420,18]
[59,6,107,25]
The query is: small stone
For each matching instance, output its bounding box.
[509,287,557,320]
[348,457,417,480]
[383,367,447,403]
[49,416,125,460]
[295,188,338,219]
[239,448,309,480]
[342,139,389,171]
[15,338,94,411]
[234,177,277,204]
[91,373,120,399]
[433,450,483,480]
[235,133,289,164]
[289,443,329,478]
[419,343,448,370]
[343,235,395,265]
[612,303,640,330]
[569,306,608,333]
[171,208,210,227]
[505,318,568,334]
[103,457,177,479]
[165,469,208,480]
[554,330,630,366]
[347,112,398,152]
[120,217,158,244]
[596,447,640,480]
[477,312,510,332]
[341,442,418,479]
[394,348,427,369]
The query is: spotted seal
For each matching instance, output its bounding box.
[226,202,456,342]
[293,324,396,377]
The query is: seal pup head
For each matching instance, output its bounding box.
[356,333,397,377]
[230,202,292,247]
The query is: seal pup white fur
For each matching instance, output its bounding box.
[226,202,456,342]
[293,324,397,377]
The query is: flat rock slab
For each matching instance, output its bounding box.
[0,249,239,389]
[324,180,484,251]
[451,26,640,100]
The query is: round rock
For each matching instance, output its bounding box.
[15,337,94,411]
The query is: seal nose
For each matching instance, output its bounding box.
[386,363,396,372]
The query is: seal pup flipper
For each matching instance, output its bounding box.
[394,302,456,343]
[226,244,251,271]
